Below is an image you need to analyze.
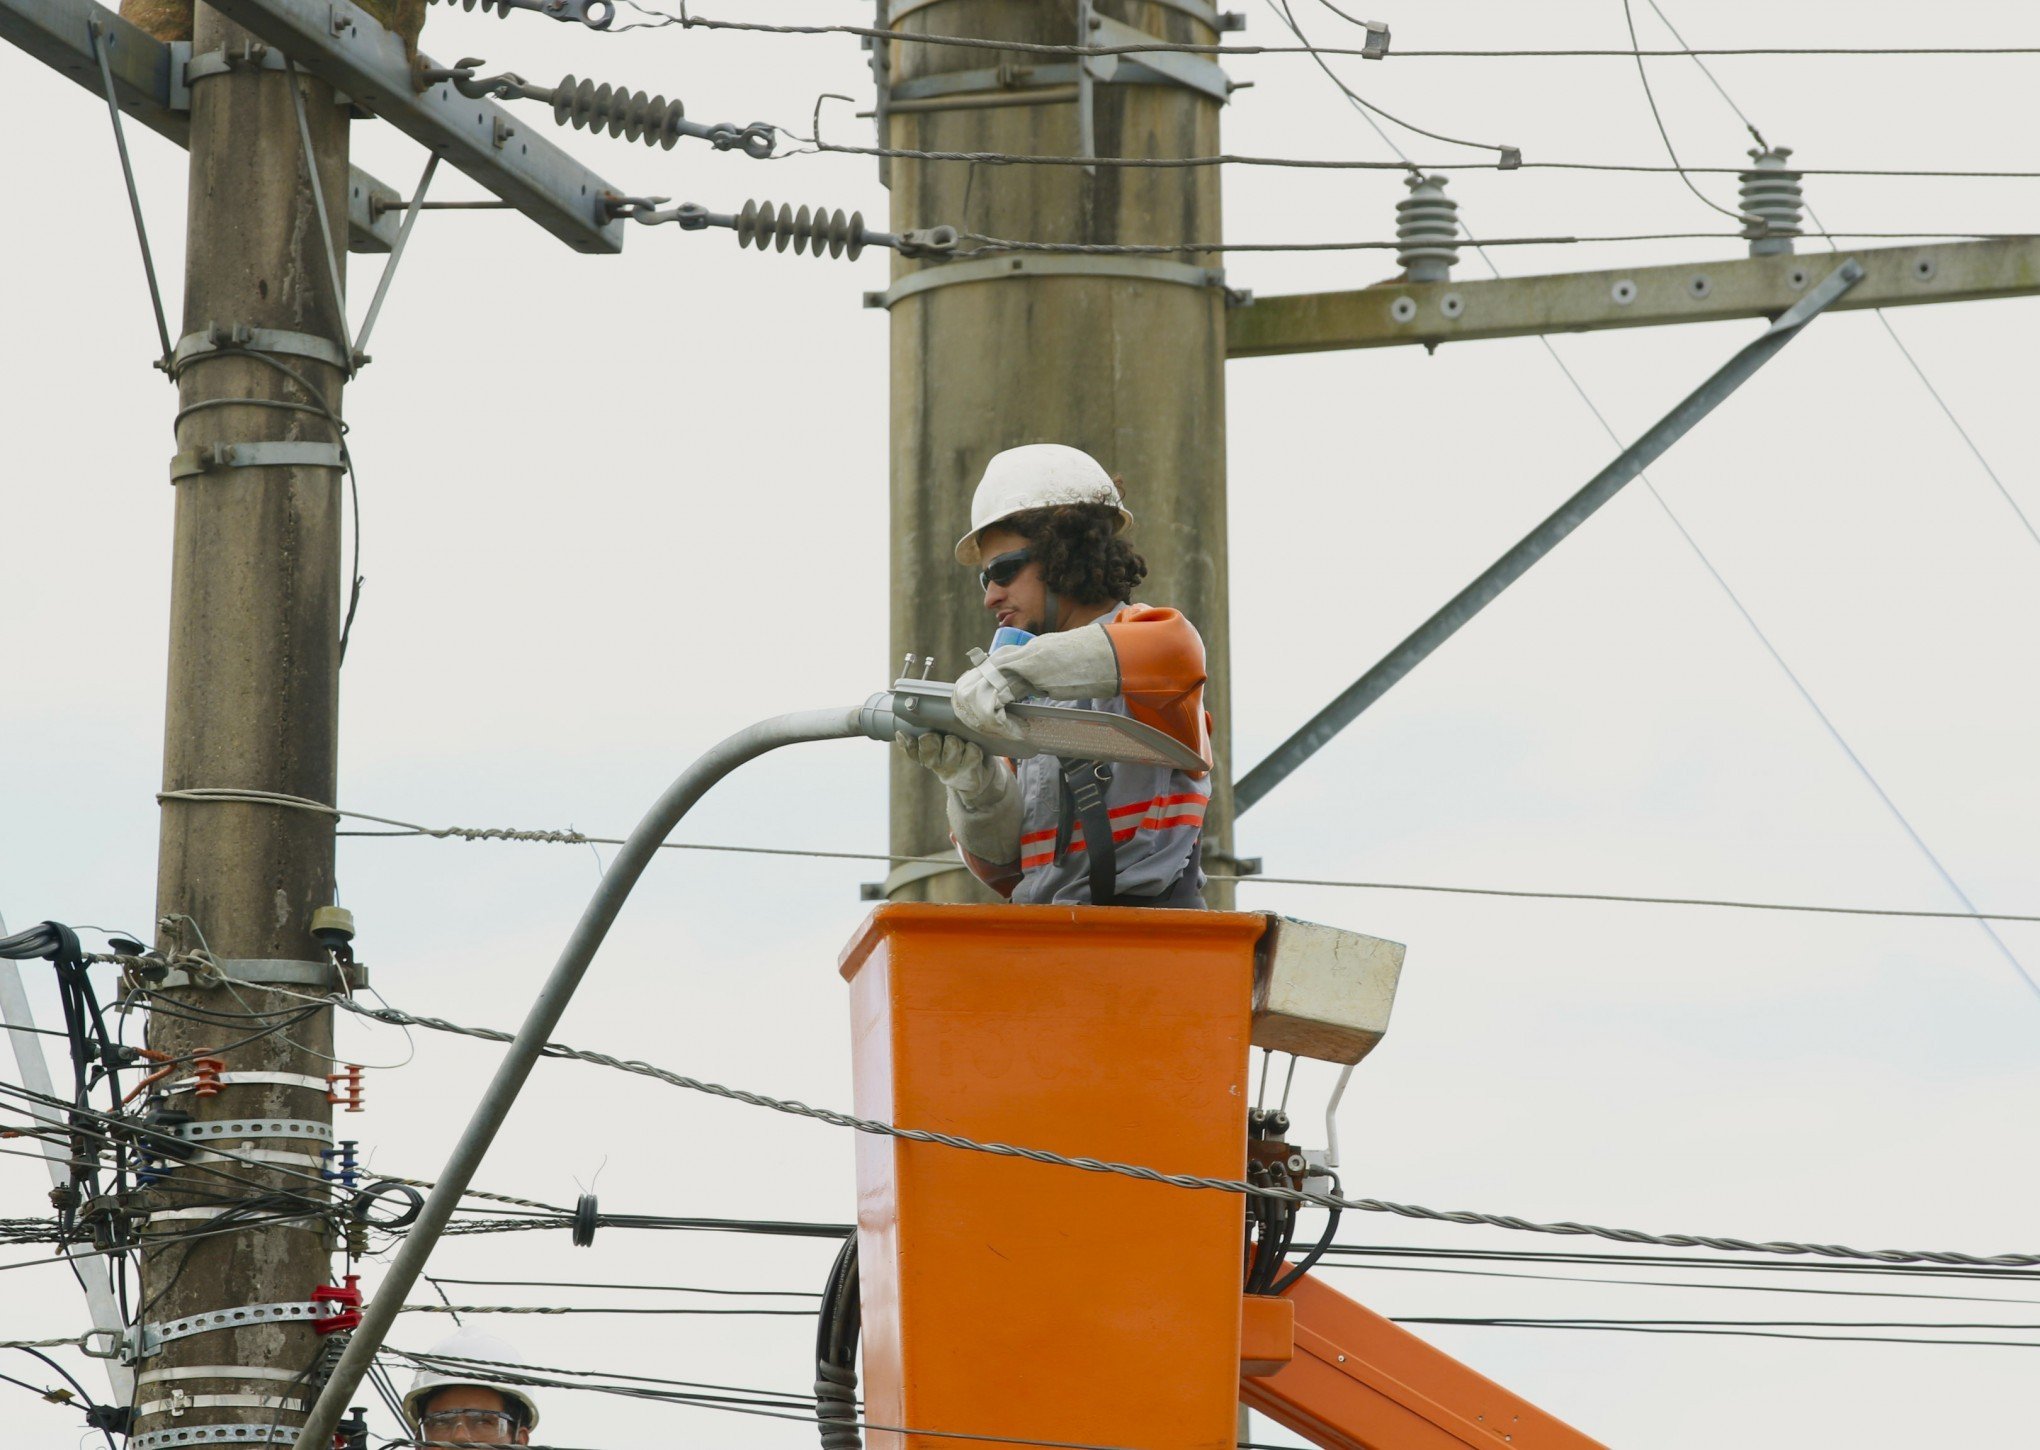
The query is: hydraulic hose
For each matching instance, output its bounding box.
[291,706,869,1450]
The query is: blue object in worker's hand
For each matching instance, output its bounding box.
[990,626,1035,654]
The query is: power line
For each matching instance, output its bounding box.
[592,10,2040,61]
[403,1301,816,1316]
[1396,1316,2040,1350]
[1638,4,2040,556]
[1316,1256,2040,1306]
[294,988,2040,1269]
[154,786,2040,924]
[1261,0,1516,162]
[1590,0,2040,1007]
[1620,0,1753,226]
[425,1276,821,1297]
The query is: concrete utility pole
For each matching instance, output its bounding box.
[878,0,1235,903]
[139,6,350,1443]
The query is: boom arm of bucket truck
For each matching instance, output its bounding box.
[1239,1270,1610,1450]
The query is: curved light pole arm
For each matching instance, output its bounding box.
[292,705,869,1450]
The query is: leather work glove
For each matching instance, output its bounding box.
[896,730,1004,805]
[949,624,1122,741]
[897,731,1021,864]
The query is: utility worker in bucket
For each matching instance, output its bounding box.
[898,443,1213,907]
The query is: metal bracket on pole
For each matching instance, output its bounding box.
[170,442,345,482]
[865,253,1225,309]
[168,1118,336,1144]
[1232,258,1867,815]
[121,1301,338,1364]
[168,323,353,376]
[139,955,366,989]
[132,1425,303,1450]
[1085,12,1230,101]
[200,0,627,252]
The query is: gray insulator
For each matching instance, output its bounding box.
[551,75,687,150]
[430,0,516,15]
[1395,172,1459,284]
[736,200,869,261]
[1739,146,1804,256]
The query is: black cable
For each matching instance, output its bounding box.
[815,1233,862,1450]
[1312,1242,2040,1283]
[1271,1172,1342,1295]
[4,1346,120,1450]
[1391,1317,2040,1350]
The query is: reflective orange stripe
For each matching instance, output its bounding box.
[1019,815,1205,871]
[1019,794,1207,847]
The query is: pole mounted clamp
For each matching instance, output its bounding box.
[170,442,346,484]
[121,1301,346,1364]
[131,1425,303,1450]
[164,1070,338,1095]
[169,1118,336,1145]
[184,40,288,85]
[133,1391,310,1422]
[164,322,353,378]
[145,956,368,990]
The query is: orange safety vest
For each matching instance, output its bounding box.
[960,603,1212,905]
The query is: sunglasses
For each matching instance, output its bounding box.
[979,548,1033,591]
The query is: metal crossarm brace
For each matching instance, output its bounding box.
[201,0,627,253]
[0,0,403,251]
[1232,259,1864,815]
[1226,237,2040,358]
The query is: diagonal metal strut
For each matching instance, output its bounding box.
[1233,257,1865,816]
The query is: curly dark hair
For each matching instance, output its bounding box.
[1004,501,1148,605]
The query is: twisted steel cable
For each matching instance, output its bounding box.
[313,995,2040,1270]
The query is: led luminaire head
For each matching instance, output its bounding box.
[862,680,1206,771]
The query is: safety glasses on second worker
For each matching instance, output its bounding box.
[979,548,1033,592]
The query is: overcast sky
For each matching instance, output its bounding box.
[7,1,2040,1446]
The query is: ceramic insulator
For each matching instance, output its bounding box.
[1395,172,1460,283]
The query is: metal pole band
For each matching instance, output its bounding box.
[163,1070,336,1094]
[151,957,366,990]
[124,1301,337,1362]
[135,1392,308,1421]
[168,324,351,376]
[169,442,345,482]
[133,1425,302,1450]
[865,253,1224,309]
[887,59,1215,104]
[169,1119,335,1144]
[139,1364,317,1387]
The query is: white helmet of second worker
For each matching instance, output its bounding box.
[954,444,1134,564]
[402,1326,541,1443]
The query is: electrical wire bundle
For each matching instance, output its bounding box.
[1243,1108,1339,1298]
[813,1234,862,1450]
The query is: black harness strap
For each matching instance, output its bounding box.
[1055,758,1119,905]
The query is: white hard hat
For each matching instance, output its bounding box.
[953,444,1134,565]
[402,1327,541,1431]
